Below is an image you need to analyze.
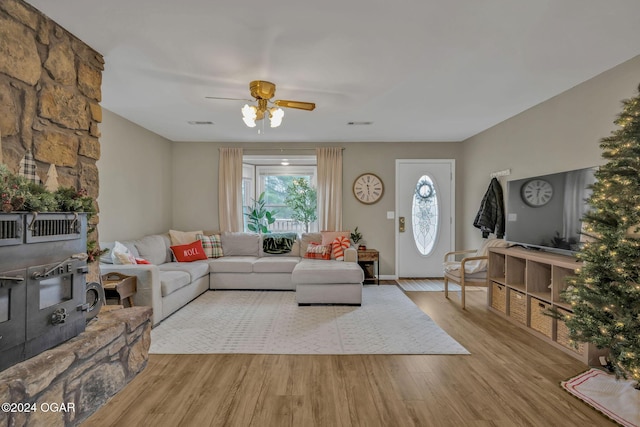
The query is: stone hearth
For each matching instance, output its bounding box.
[0,306,151,427]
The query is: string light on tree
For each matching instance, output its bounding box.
[562,84,640,388]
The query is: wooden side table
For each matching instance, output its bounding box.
[101,272,137,307]
[357,249,379,285]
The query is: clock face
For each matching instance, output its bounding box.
[521,179,553,207]
[353,173,384,204]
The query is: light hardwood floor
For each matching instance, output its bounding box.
[83,284,614,427]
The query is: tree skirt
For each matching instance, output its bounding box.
[150,285,469,355]
[562,368,639,427]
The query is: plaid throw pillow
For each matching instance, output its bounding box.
[196,233,223,258]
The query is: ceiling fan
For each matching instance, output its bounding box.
[206,80,315,128]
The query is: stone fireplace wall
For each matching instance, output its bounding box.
[0,0,103,251]
[0,306,152,426]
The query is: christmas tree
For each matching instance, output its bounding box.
[563,84,640,386]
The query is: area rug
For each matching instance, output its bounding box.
[150,285,469,355]
[561,368,639,427]
[397,280,460,292]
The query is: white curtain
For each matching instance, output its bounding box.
[563,168,596,241]
[316,147,343,231]
[218,147,244,232]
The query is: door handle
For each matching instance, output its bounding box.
[399,216,405,232]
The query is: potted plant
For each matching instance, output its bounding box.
[245,191,277,233]
[284,178,317,232]
[350,227,363,249]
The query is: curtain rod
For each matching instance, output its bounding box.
[241,147,345,152]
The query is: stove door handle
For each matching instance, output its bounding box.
[0,276,24,282]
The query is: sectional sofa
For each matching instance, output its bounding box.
[100,232,364,326]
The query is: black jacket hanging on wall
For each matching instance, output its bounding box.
[473,177,505,238]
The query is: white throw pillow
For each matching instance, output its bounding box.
[169,229,204,246]
[111,241,136,265]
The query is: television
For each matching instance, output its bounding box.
[505,166,597,255]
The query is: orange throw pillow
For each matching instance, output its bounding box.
[331,236,350,261]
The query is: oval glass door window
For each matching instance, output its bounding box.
[411,175,439,255]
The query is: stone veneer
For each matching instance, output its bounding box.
[0,0,103,276]
[0,5,151,425]
[0,307,152,427]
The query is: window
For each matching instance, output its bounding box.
[243,156,318,233]
[411,175,439,255]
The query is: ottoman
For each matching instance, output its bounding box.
[292,259,364,305]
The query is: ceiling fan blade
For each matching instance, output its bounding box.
[274,100,316,111]
[205,96,253,102]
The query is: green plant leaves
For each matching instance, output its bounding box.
[244,191,277,233]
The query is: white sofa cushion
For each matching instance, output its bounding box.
[160,270,191,297]
[221,232,260,256]
[134,235,168,265]
[209,256,257,273]
[292,259,364,284]
[253,257,300,273]
[158,261,210,281]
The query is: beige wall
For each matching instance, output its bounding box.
[97,110,173,241]
[342,142,463,277]
[96,55,640,275]
[460,55,640,250]
[170,141,464,276]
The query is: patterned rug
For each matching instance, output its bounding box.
[562,368,639,427]
[150,285,469,355]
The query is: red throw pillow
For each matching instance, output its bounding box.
[304,242,331,260]
[170,240,208,262]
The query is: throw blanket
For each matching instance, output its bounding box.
[263,233,297,254]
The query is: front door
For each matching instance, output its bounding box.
[396,159,454,278]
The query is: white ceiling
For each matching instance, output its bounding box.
[25,0,640,143]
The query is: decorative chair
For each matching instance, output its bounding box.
[443,238,508,309]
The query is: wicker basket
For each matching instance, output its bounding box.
[530,297,553,338]
[491,283,507,313]
[508,290,526,325]
[556,308,585,355]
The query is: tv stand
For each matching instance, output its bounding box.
[487,246,606,366]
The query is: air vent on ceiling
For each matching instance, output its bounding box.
[347,121,373,126]
[188,121,214,125]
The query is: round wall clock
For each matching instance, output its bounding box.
[521,179,553,207]
[353,173,384,204]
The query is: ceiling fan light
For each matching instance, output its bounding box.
[269,107,284,128]
[241,104,257,127]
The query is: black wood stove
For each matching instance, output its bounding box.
[0,213,89,372]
